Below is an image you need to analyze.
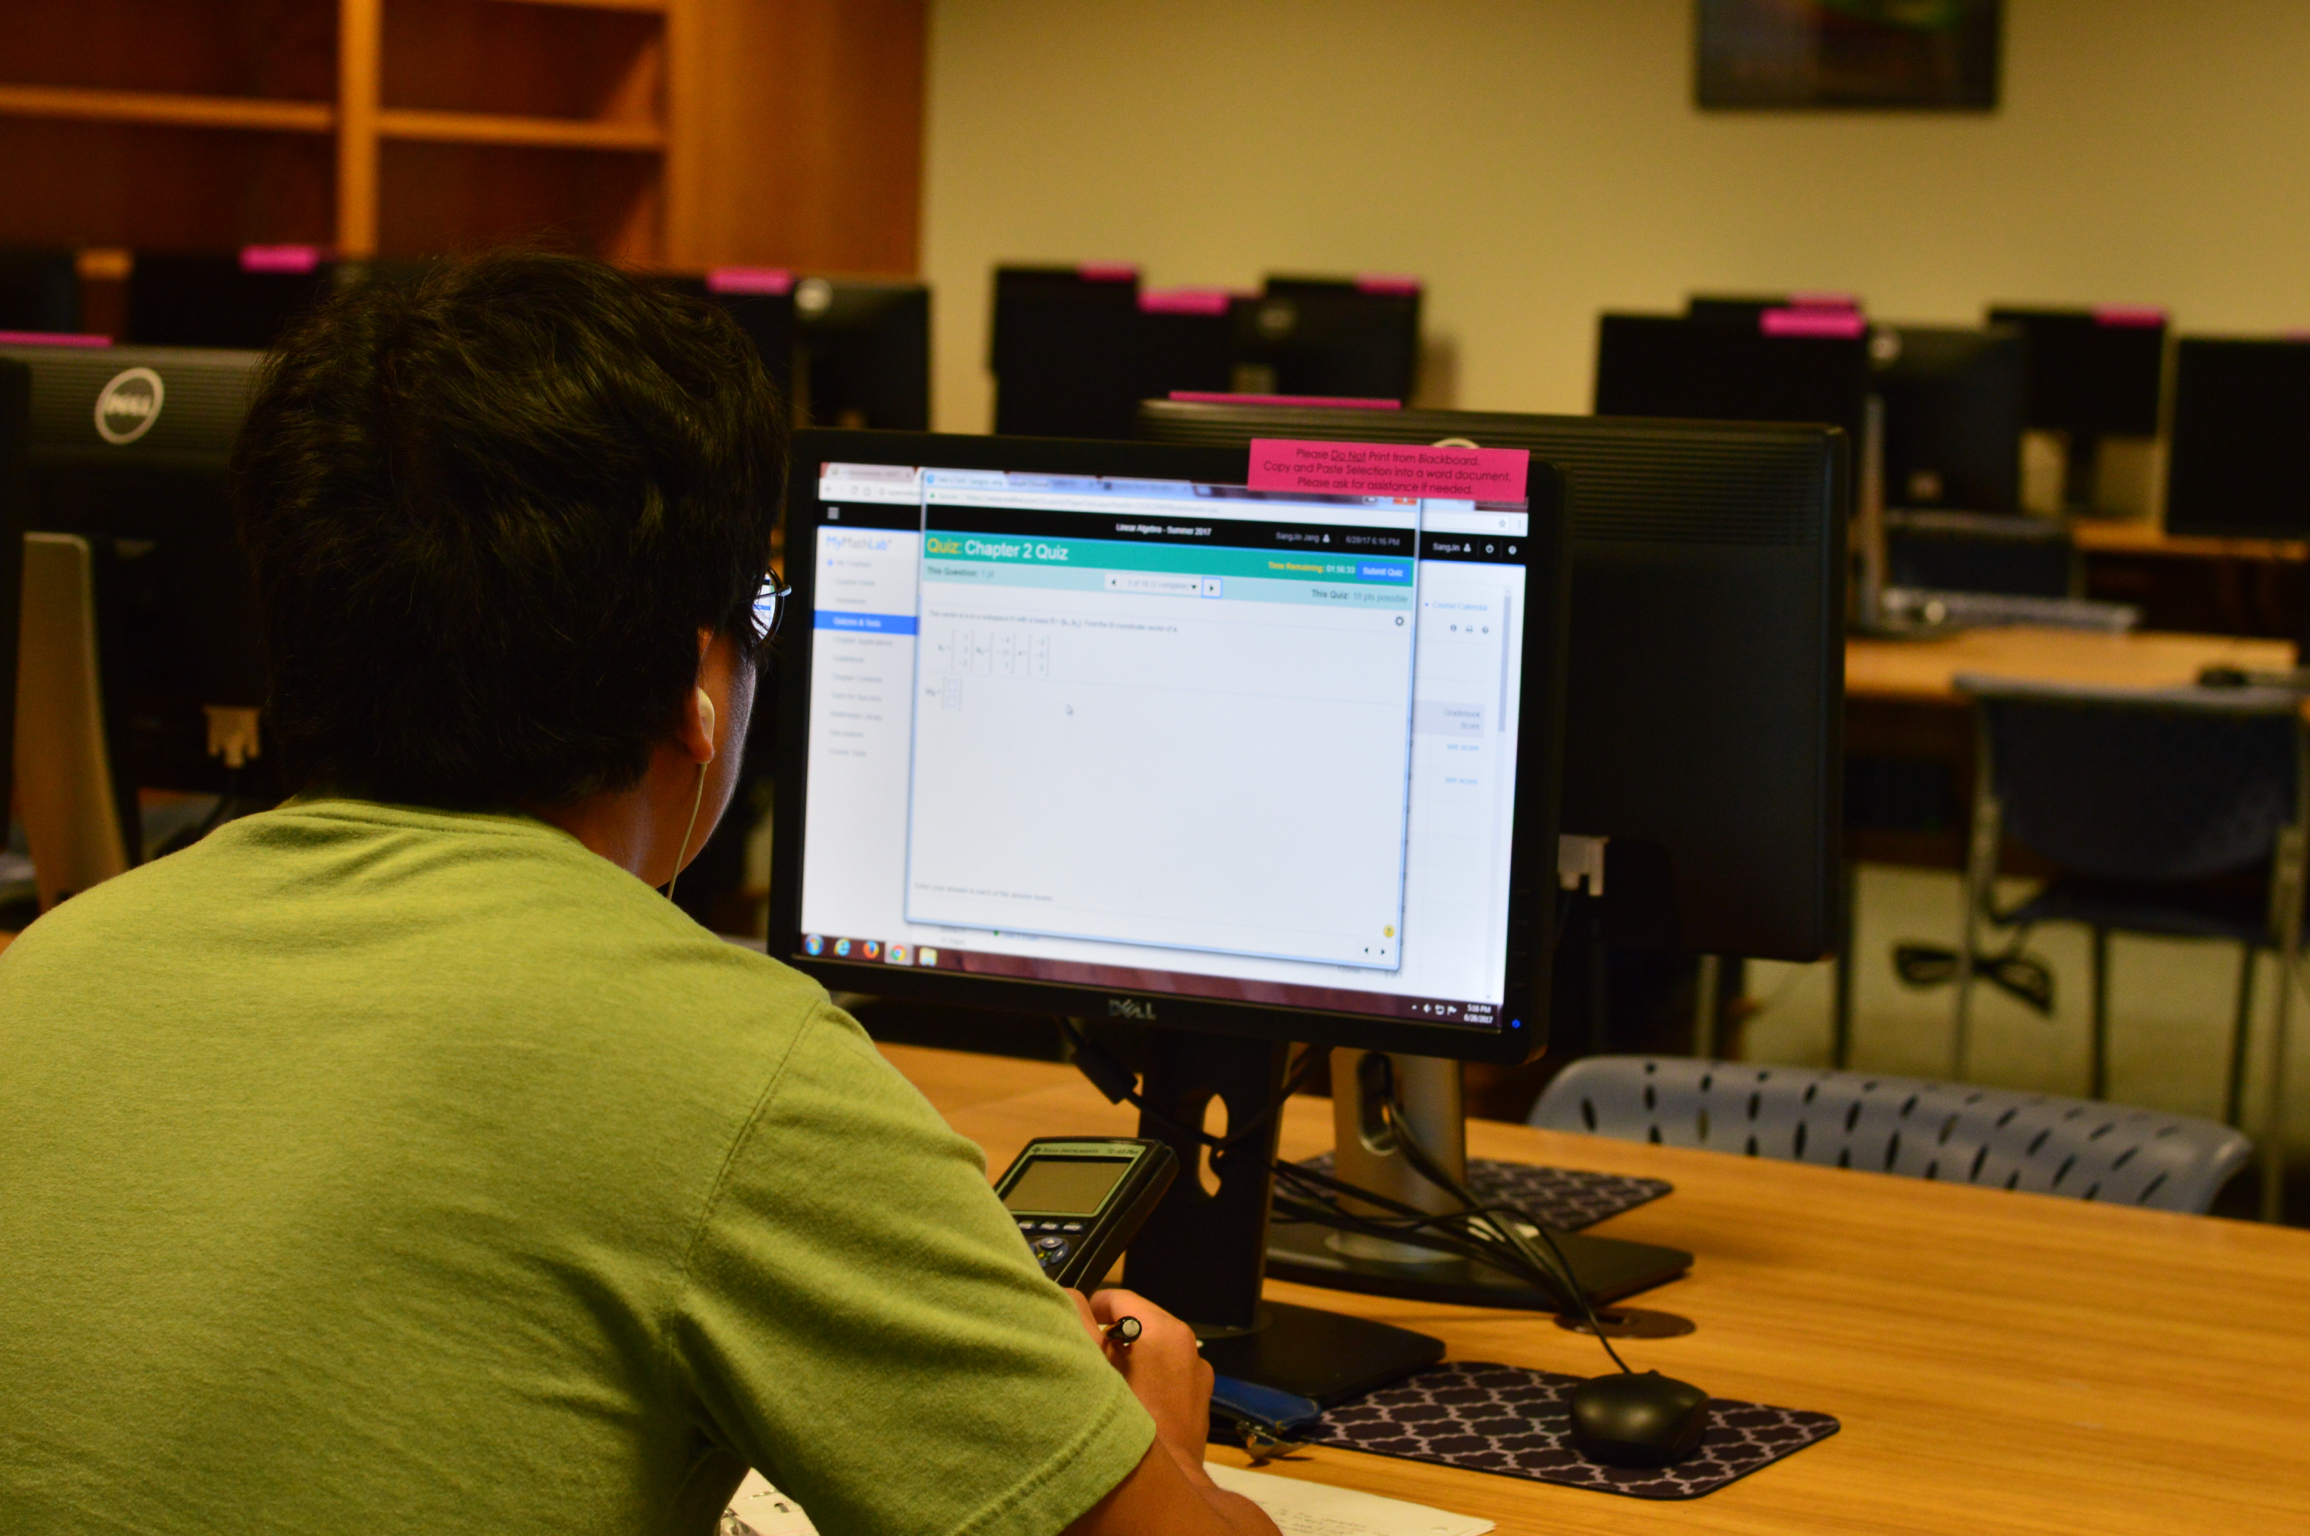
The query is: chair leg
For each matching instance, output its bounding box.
[2090,927,2111,1101]
[2229,946,2258,1130]
[1954,784,2001,1082]
[2266,942,2294,1224]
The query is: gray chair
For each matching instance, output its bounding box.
[1531,1055,2252,1216]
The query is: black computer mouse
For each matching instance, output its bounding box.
[2199,664,2250,689]
[1565,1370,1711,1468]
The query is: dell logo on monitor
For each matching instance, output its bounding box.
[1106,997,1158,1021]
[94,367,165,445]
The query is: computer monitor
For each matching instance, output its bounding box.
[770,428,1600,1400]
[793,276,931,431]
[1,248,80,335]
[126,248,335,351]
[1143,399,1849,964]
[0,357,27,840]
[1987,306,2166,511]
[989,265,1146,438]
[2165,337,2310,540]
[0,341,272,866]
[1687,293,1862,328]
[659,270,799,407]
[1871,324,2026,514]
[1136,288,1241,401]
[1594,310,1870,446]
[1234,277,1421,403]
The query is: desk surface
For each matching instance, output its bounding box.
[881,1042,2310,1536]
[2071,520,2310,563]
[1846,625,2294,704]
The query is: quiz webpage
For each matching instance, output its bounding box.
[795,462,1533,1028]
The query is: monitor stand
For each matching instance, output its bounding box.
[1262,1050,1692,1313]
[1119,1028,1444,1408]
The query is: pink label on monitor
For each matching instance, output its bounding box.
[1761,307,1866,338]
[1076,263,1138,283]
[1170,391,1401,410]
[2093,305,2168,329]
[0,330,112,348]
[1248,439,1526,501]
[708,267,794,296]
[1139,288,1233,315]
[241,245,321,274]
[1355,274,1421,295]
[1788,291,1861,311]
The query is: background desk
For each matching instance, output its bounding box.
[1843,626,2295,871]
[2074,522,2308,639]
[884,1042,2310,1535]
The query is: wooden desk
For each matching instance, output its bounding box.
[2071,522,2307,636]
[2071,521,2310,565]
[882,1042,2310,1535]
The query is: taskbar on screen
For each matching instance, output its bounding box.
[793,933,1500,1028]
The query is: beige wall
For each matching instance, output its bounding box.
[923,0,2310,432]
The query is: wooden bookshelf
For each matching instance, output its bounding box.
[0,0,922,274]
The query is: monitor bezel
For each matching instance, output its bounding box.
[767,428,1565,1066]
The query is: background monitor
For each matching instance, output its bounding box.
[1,357,26,842]
[989,265,1146,438]
[1,249,80,335]
[793,276,931,431]
[126,249,334,351]
[1988,306,2166,438]
[0,341,271,862]
[1232,277,1422,403]
[1871,323,2026,513]
[1141,398,1849,964]
[660,271,799,406]
[1594,310,1870,447]
[2165,337,2310,540]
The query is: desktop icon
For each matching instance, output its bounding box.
[803,934,824,956]
[887,944,912,966]
[833,938,852,958]
[918,947,939,967]
[862,939,883,961]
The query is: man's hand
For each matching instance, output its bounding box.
[1061,1287,1278,1536]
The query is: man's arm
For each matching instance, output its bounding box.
[1060,1289,1279,1536]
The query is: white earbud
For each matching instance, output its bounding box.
[696,688,717,764]
[668,688,718,903]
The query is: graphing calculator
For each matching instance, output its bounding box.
[992,1137,1178,1290]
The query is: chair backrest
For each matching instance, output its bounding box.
[16,532,133,908]
[1956,676,2304,882]
[1531,1055,2252,1215]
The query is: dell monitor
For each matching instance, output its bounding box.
[0,341,272,864]
[2165,337,2310,540]
[989,265,1146,438]
[769,429,1634,1400]
[793,276,931,431]
[1871,323,2026,514]
[0,358,27,838]
[1987,306,2166,512]
[1234,277,1420,403]
[126,248,334,351]
[1143,399,1849,965]
[1,248,80,335]
[1595,310,1870,447]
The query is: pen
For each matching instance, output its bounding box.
[1101,1316,1142,1346]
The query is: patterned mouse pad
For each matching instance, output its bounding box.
[1305,1361,1839,1500]
[1294,1154,1672,1231]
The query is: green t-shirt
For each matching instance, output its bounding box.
[0,800,1152,1535]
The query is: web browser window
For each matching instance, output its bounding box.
[795,462,1534,1029]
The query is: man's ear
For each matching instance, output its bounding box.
[677,627,718,765]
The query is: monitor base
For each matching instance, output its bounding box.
[1265,1216,1691,1312]
[1196,1300,1444,1407]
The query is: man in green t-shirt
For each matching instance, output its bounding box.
[0,254,1274,1536]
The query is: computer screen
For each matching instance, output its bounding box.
[1235,278,1421,403]
[1987,307,2165,441]
[1141,399,1848,963]
[769,431,1568,1064]
[1594,311,1870,447]
[990,267,1147,438]
[794,277,931,431]
[2166,337,2310,540]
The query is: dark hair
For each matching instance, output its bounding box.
[232,251,786,809]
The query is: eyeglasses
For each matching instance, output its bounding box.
[748,571,792,658]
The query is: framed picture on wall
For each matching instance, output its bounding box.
[1696,0,2002,110]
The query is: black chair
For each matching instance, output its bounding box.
[1953,675,2306,1220]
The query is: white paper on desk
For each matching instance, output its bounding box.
[723,1470,818,1536]
[1204,1461,1494,1536]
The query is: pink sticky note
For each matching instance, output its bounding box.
[241,245,321,274]
[1761,307,1866,339]
[2093,305,2167,329]
[1139,288,1233,315]
[1355,274,1421,296]
[0,330,112,348]
[1170,391,1401,410]
[1248,439,1527,501]
[1077,262,1138,283]
[708,267,794,296]
[1788,291,1861,311]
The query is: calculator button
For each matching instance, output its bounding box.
[1059,1222,1085,1233]
[1037,1222,1061,1232]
